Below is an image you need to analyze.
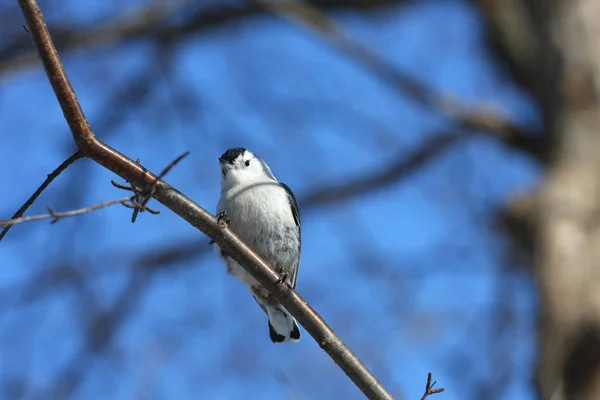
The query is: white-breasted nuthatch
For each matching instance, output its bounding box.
[215,147,301,343]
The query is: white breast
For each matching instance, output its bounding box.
[222,180,291,242]
[217,179,299,288]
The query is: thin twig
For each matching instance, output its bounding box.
[0,196,135,227]
[18,1,394,398]
[111,151,189,222]
[110,181,135,192]
[421,372,445,400]
[157,151,189,179]
[121,202,160,214]
[0,151,84,241]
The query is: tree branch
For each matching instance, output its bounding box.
[0,152,188,230]
[0,151,83,240]
[420,373,445,400]
[16,1,394,398]
[0,197,136,227]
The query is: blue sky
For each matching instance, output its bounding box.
[0,1,540,399]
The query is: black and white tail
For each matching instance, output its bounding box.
[266,304,301,343]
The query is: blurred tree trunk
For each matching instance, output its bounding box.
[474,1,600,399]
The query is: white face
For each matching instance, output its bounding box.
[219,148,275,187]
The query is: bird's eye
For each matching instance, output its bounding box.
[245,160,250,167]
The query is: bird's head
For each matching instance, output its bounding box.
[219,147,276,188]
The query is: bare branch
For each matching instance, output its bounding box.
[0,151,83,241]
[16,1,393,398]
[420,373,445,400]
[110,151,189,222]
[157,151,190,179]
[0,151,187,230]
[0,196,135,227]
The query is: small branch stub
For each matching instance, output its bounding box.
[421,372,445,400]
[110,151,189,222]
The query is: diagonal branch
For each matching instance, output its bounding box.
[17,1,394,398]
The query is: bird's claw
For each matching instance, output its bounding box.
[217,211,230,227]
[275,269,289,285]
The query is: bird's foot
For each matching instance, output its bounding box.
[216,211,230,227]
[274,267,289,286]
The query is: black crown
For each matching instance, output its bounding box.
[220,147,246,163]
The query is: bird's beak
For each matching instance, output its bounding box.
[219,157,225,165]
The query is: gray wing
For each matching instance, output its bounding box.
[279,182,301,288]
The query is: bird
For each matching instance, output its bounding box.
[214,147,301,343]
